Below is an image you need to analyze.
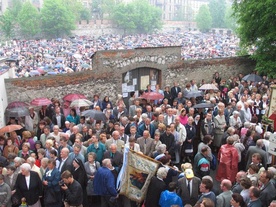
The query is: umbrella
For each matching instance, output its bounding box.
[6,101,29,109]
[184,91,203,99]
[70,99,93,108]
[29,70,40,76]
[139,92,164,100]
[242,74,263,82]
[63,93,87,102]
[82,110,107,121]
[37,68,45,74]
[199,84,219,91]
[5,107,29,117]
[193,103,215,109]
[30,98,52,106]
[81,63,91,69]
[0,125,23,133]
[47,71,58,75]
[44,54,55,59]
[73,54,82,59]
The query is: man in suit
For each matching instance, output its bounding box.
[121,116,131,135]
[259,170,276,207]
[246,139,267,170]
[103,144,123,172]
[52,107,66,130]
[164,108,176,126]
[15,163,43,206]
[171,82,181,101]
[136,130,155,157]
[232,171,246,194]
[145,167,167,207]
[216,179,233,207]
[59,148,73,173]
[138,118,156,138]
[105,130,124,152]
[160,125,175,157]
[113,104,128,121]
[129,99,142,118]
[119,126,129,143]
[4,165,18,192]
[177,169,201,206]
[68,144,85,164]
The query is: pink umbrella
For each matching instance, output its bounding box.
[139,92,164,100]
[30,98,52,106]
[6,101,29,109]
[63,93,87,102]
[37,68,45,74]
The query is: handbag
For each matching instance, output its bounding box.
[44,187,57,204]
[11,193,21,206]
[86,179,95,196]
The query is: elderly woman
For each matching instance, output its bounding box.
[84,152,100,197]
[49,125,62,143]
[15,163,42,207]
[18,142,32,161]
[154,144,167,160]
[44,139,57,159]
[13,157,24,174]
[213,108,227,151]
[229,111,242,130]
[42,159,61,207]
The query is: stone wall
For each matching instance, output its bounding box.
[5,46,256,104]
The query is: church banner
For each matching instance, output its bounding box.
[117,148,160,203]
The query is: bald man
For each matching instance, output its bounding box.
[216,179,233,207]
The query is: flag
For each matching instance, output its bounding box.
[117,147,160,203]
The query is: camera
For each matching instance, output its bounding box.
[59,180,65,186]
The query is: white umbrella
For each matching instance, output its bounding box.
[73,54,82,59]
[70,99,92,108]
[199,84,218,91]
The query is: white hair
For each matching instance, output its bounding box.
[20,163,31,172]
[157,167,168,179]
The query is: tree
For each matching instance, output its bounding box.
[224,6,237,31]
[41,0,75,38]
[196,5,212,33]
[18,1,41,38]
[62,0,84,21]
[112,0,162,34]
[0,9,15,39]
[233,0,276,77]
[209,0,226,28]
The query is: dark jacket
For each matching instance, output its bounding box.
[145,176,166,207]
[42,167,61,192]
[64,180,83,206]
[15,171,43,205]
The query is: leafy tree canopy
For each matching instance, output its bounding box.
[196,5,212,33]
[233,0,276,77]
[209,0,226,28]
[18,1,41,38]
[41,0,75,38]
[112,0,162,34]
[0,9,14,39]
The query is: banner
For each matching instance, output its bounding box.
[117,148,160,203]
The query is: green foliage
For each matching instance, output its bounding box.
[233,0,276,77]
[18,1,41,38]
[80,8,91,21]
[9,0,23,21]
[196,5,212,33]
[62,0,83,21]
[112,0,162,34]
[0,9,14,39]
[209,0,226,28]
[41,0,75,38]
[224,6,237,31]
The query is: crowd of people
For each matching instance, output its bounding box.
[0,71,276,207]
[0,31,241,78]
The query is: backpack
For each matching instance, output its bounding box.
[210,154,217,170]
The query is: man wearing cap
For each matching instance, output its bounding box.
[177,168,201,206]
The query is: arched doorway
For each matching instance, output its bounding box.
[122,67,161,107]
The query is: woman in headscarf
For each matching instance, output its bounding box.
[72,158,88,207]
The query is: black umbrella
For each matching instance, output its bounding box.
[5,107,29,117]
[184,91,203,99]
[242,74,263,82]
[193,103,215,109]
[82,110,107,121]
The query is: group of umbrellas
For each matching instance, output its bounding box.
[2,93,107,133]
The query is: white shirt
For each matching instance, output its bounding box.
[25,175,30,189]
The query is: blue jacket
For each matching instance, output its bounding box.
[42,167,61,192]
[94,167,117,196]
[159,190,183,207]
